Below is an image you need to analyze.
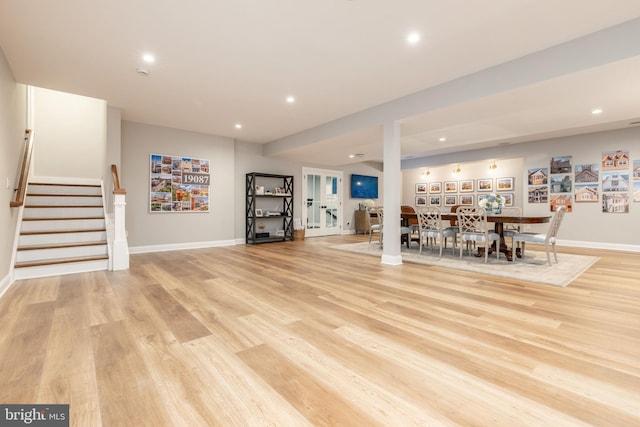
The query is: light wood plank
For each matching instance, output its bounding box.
[0,234,638,426]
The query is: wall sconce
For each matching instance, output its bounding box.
[420,168,431,180]
[452,165,461,176]
[489,161,498,172]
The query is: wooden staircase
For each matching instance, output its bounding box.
[14,182,109,279]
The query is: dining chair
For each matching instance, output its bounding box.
[501,206,522,249]
[456,206,500,263]
[416,207,455,257]
[371,207,412,248]
[512,206,567,266]
[444,205,460,250]
[367,207,383,244]
[401,205,420,248]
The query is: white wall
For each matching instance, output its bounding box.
[0,48,27,286]
[403,127,640,249]
[122,121,236,250]
[32,87,106,179]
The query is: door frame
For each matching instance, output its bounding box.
[302,167,343,237]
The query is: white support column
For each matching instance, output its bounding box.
[111,192,129,270]
[381,120,403,265]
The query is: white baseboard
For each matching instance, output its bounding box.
[129,239,239,254]
[558,239,640,252]
[0,272,13,299]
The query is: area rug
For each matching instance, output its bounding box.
[332,242,599,287]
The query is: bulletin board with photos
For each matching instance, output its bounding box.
[150,153,211,212]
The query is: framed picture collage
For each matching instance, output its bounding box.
[415,177,514,209]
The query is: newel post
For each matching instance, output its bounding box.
[112,189,129,270]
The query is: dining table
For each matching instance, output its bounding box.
[402,211,551,261]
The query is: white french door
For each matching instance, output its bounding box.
[303,168,343,237]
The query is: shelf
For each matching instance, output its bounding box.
[246,172,294,244]
[251,237,288,244]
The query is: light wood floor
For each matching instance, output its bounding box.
[1,234,639,426]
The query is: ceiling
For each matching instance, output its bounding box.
[1,1,640,167]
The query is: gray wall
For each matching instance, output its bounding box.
[0,48,26,285]
[403,127,640,249]
[122,121,235,250]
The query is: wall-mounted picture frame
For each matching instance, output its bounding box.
[444,195,458,206]
[477,178,493,192]
[255,208,263,217]
[444,181,458,193]
[502,193,514,206]
[459,179,474,192]
[460,194,474,206]
[415,183,427,194]
[415,196,427,207]
[496,177,514,191]
[429,195,441,206]
[429,182,442,193]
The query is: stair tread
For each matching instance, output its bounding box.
[23,216,105,221]
[21,228,107,236]
[25,205,104,208]
[29,183,101,187]
[27,193,101,197]
[15,255,109,268]
[18,241,108,251]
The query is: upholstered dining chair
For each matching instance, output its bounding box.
[456,206,500,263]
[442,205,460,251]
[501,206,522,249]
[512,206,567,266]
[367,207,382,244]
[416,207,456,257]
[370,207,412,248]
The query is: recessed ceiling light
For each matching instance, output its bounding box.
[136,67,150,76]
[439,137,446,142]
[235,123,242,129]
[142,53,155,63]
[407,32,421,45]
[592,108,603,115]
[286,96,295,104]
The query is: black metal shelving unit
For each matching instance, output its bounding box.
[246,172,294,244]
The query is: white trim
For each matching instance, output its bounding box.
[0,273,12,299]
[557,239,640,253]
[129,239,238,254]
[30,176,102,185]
[381,254,403,265]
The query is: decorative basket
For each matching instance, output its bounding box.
[293,229,305,240]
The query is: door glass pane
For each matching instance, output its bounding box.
[325,176,338,228]
[307,174,321,229]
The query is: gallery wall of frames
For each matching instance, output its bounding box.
[414,176,514,209]
[413,149,638,214]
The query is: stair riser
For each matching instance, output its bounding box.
[16,245,108,263]
[21,219,105,232]
[27,184,102,196]
[13,260,109,280]
[19,231,108,246]
[23,207,105,218]
[25,196,103,207]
